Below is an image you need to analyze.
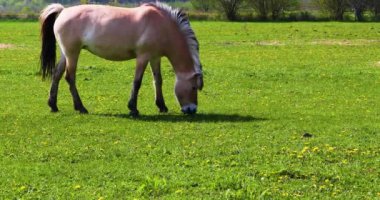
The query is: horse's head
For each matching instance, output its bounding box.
[175,72,203,114]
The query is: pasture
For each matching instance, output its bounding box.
[0,21,379,199]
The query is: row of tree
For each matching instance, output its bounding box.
[316,0,380,21]
[191,0,380,21]
[1,0,379,21]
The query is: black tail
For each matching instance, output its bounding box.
[40,4,64,79]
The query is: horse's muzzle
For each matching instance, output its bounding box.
[181,104,197,115]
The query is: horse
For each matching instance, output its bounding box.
[39,2,203,116]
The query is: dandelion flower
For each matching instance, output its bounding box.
[301,146,310,154]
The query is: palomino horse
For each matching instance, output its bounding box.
[40,2,203,116]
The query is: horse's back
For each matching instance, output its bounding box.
[54,4,172,61]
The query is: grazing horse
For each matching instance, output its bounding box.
[40,2,203,116]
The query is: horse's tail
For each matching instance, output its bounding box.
[40,4,64,79]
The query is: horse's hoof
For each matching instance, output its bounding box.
[49,104,59,112]
[79,109,89,114]
[75,104,88,114]
[159,106,168,113]
[75,107,89,114]
[129,110,139,117]
[48,100,58,112]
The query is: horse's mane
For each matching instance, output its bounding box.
[147,2,202,74]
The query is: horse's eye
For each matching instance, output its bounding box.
[192,86,196,90]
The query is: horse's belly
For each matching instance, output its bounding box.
[83,44,136,61]
[81,28,138,61]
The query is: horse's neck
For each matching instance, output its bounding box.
[166,36,195,76]
[168,54,194,80]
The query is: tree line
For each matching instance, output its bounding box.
[192,0,380,21]
[316,0,380,21]
[1,0,379,21]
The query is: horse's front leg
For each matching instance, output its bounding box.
[65,54,88,114]
[128,56,149,117]
[48,56,66,112]
[150,58,168,113]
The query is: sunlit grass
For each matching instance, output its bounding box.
[0,21,379,199]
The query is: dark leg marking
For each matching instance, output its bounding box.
[48,57,66,112]
[150,58,168,113]
[128,57,149,117]
[128,79,142,117]
[65,62,88,114]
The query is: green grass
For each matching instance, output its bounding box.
[0,21,379,199]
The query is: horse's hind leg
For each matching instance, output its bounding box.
[128,55,149,117]
[150,58,168,113]
[48,56,66,112]
[65,54,88,114]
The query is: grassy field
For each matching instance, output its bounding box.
[0,21,379,199]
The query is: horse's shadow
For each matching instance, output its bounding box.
[96,113,266,123]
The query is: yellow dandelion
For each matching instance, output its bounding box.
[282,192,289,197]
[293,192,302,197]
[19,186,27,191]
[301,146,310,154]
[347,148,359,154]
[73,185,81,190]
[342,159,348,164]
[319,185,327,190]
[290,151,298,157]
[327,146,335,152]
[175,189,183,194]
[364,150,371,155]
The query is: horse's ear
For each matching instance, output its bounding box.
[195,73,203,91]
